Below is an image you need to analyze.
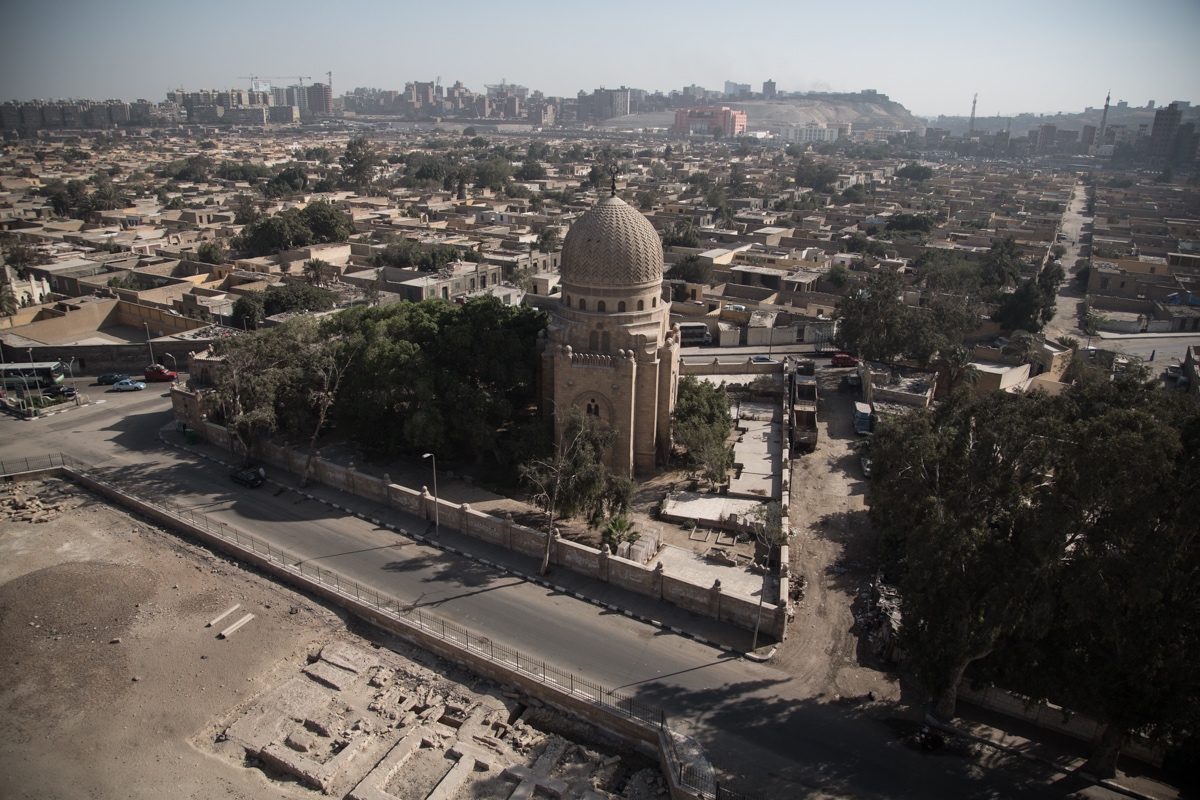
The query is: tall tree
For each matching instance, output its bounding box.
[520,407,632,575]
[341,136,379,191]
[303,258,337,287]
[835,270,912,361]
[870,390,1073,720]
[299,331,359,488]
[196,240,226,265]
[980,237,1025,288]
[0,280,19,316]
[673,375,733,486]
[973,380,1200,777]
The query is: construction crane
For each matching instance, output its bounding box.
[238,75,312,91]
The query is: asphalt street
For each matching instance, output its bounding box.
[0,384,1116,799]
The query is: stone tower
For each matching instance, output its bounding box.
[541,195,680,477]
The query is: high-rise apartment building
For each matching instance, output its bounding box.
[672,106,747,137]
[307,83,333,116]
[1149,102,1182,165]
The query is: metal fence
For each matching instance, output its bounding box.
[0,453,89,475]
[675,758,769,799]
[154,493,667,727]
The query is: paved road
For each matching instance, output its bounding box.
[0,390,1120,799]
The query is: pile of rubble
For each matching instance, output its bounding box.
[1,485,65,523]
[852,576,905,664]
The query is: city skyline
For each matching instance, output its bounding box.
[2,0,1199,118]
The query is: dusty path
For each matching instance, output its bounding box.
[770,369,899,704]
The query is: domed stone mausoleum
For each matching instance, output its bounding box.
[540,194,681,477]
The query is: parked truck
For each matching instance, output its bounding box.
[853,401,873,435]
[143,364,178,382]
[789,373,819,453]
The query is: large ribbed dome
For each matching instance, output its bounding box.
[560,196,663,288]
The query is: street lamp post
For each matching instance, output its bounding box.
[163,352,177,378]
[422,452,439,536]
[63,356,80,405]
[143,322,156,364]
[27,349,43,404]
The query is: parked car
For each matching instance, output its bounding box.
[143,364,178,382]
[45,385,77,398]
[112,379,146,392]
[751,355,779,364]
[831,353,859,368]
[231,467,265,488]
[1165,364,1183,380]
[861,457,874,478]
[97,373,128,385]
[847,372,862,388]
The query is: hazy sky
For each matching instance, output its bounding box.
[2,0,1198,118]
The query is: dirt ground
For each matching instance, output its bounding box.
[769,369,900,704]
[0,478,667,800]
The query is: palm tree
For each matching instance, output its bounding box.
[87,185,127,212]
[1055,335,1080,350]
[0,280,19,316]
[1002,330,1040,366]
[601,516,639,555]
[303,258,336,287]
[936,344,979,392]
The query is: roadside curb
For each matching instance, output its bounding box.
[7,399,107,420]
[158,429,753,659]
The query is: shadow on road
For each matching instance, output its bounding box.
[382,550,507,590]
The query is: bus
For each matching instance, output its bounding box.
[0,361,66,393]
[677,321,712,346]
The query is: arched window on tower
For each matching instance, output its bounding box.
[589,330,599,351]
[618,301,626,312]
[579,298,586,310]
[585,400,600,419]
[597,301,606,312]
[601,332,610,352]
[652,297,657,307]
[565,295,571,306]
[637,299,644,311]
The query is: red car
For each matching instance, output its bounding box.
[143,364,178,382]
[831,353,859,368]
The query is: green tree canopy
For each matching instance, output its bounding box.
[896,163,933,181]
[234,202,351,257]
[520,406,633,574]
[662,221,701,251]
[673,375,734,486]
[869,377,1200,777]
[341,136,379,190]
[514,161,547,182]
[885,213,933,233]
[320,297,548,461]
[196,240,226,265]
[665,254,713,286]
[980,237,1026,288]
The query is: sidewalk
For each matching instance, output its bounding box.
[158,425,760,654]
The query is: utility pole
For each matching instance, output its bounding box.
[143,322,155,364]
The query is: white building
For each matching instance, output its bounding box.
[780,123,843,143]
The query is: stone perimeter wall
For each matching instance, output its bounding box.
[194,419,787,640]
